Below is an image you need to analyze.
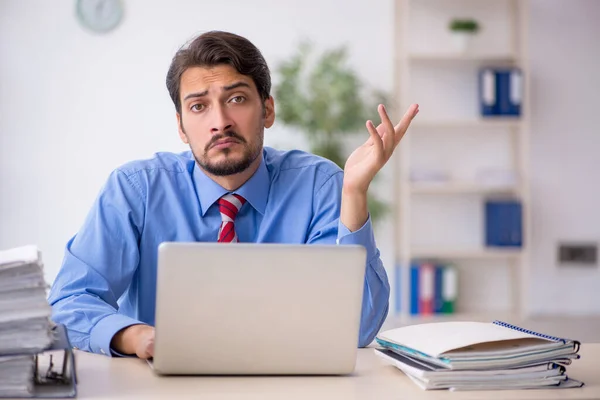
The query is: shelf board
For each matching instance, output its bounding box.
[409,182,519,195]
[412,118,522,129]
[409,247,523,260]
[408,53,519,63]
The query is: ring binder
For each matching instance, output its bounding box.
[0,324,77,398]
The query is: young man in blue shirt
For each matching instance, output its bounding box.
[48,31,419,358]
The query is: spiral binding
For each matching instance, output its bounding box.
[492,320,568,343]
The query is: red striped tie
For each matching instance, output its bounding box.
[217,193,246,243]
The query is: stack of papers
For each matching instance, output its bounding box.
[375,321,584,391]
[0,355,35,396]
[0,245,53,397]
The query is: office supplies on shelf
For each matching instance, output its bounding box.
[478,67,523,117]
[485,199,523,247]
[407,262,458,316]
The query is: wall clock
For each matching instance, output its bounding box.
[76,0,124,33]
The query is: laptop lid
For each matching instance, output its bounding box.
[153,242,366,375]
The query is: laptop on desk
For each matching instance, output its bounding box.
[152,242,366,376]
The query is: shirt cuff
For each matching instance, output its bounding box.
[90,313,144,357]
[337,215,378,263]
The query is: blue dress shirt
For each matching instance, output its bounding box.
[48,147,390,355]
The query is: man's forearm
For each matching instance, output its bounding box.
[340,188,369,232]
[339,186,389,346]
[359,257,390,346]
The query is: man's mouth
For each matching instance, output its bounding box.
[211,138,239,150]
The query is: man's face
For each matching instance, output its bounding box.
[177,64,275,176]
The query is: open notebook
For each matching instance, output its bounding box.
[375,320,581,370]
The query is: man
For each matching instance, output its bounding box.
[48,31,419,359]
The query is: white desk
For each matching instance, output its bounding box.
[69,344,599,399]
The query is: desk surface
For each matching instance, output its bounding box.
[70,344,599,400]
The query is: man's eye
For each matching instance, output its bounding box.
[191,104,204,111]
[230,96,245,104]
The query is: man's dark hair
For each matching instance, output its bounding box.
[166,31,271,114]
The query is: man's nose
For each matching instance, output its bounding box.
[210,104,233,133]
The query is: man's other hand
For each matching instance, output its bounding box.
[111,324,155,359]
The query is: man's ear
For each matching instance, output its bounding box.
[263,96,275,129]
[176,113,189,144]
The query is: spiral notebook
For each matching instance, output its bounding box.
[376,320,581,371]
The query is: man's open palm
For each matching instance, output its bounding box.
[344,104,419,193]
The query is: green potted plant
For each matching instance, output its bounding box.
[274,42,389,223]
[449,18,480,53]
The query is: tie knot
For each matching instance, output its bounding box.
[217,193,246,222]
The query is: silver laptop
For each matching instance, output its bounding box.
[152,242,366,376]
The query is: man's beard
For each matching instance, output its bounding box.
[193,130,263,176]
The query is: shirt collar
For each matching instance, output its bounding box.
[193,152,270,216]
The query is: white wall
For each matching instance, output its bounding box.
[0,0,395,284]
[527,0,600,315]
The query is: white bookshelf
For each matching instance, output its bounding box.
[413,118,521,129]
[408,53,519,63]
[392,0,531,320]
[410,182,520,195]
[410,247,523,261]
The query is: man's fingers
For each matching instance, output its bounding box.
[393,103,419,145]
[394,103,419,131]
[137,328,155,359]
[394,103,419,130]
[138,341,154,359]
[147,330,155,357]
[366,120,384,156]
[377,104,396,156]
[147,340,154,358]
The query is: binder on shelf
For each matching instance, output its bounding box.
[394,263,402,314]
[485,199,523,247]
[479,68,497,116]
[433,265,444,314]
[419,263,434,315]
[409,264,420,315]
[508,68,523,115]
[496,68,522,116]
[408,261,458,316]
[441,264,458,314]
[478,67,523,117]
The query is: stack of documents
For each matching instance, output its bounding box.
[0,355,36,397]
[375,321,584,391]
[0,245,53,397]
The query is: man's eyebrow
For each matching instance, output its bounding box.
[183,90,208,101]
[223,82,251,91]
[182,82,251,102]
